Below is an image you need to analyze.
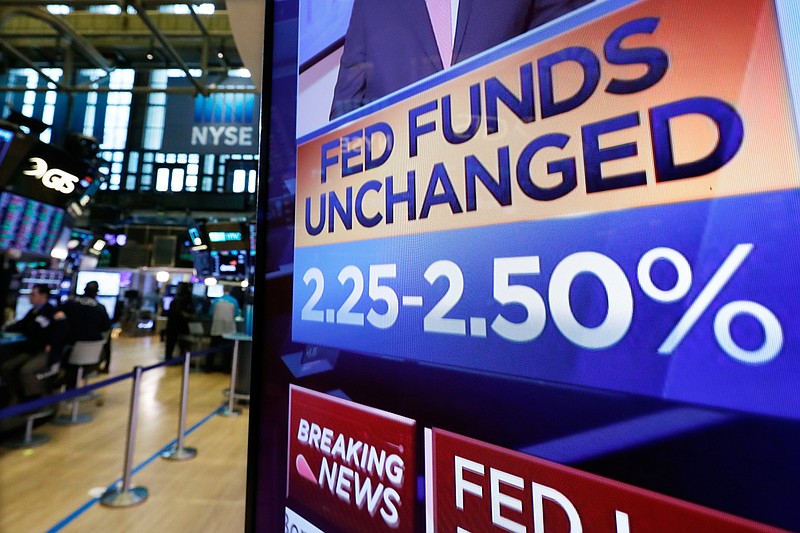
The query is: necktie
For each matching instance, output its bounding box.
[425,0,452,68]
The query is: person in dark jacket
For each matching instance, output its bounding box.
[60,280,112,385]
[0,284,67,400]
[164,282,194,359]
[330,0,593,119]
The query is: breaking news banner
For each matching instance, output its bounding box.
[292,0,800,419]
[426,428,791,533]
[287,386,417,533]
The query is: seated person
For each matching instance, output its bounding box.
[0,284,67,402]
[60,281,112,385]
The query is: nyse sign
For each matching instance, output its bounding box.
[23,157,79,194]
[190,125,254,148]
[162,81,260,155]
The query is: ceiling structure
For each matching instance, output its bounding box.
[0,0,252,95]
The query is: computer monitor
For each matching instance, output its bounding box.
[206,284,224,298]
[191,283,206,298]
[94,295,117,320]
[75,271,122,297]
[14,294,58,321]
[18,269,64,294]
[0,192,66,256]
[205,221,249,251]
[210,249,248,280]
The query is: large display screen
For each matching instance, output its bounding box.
[75,271,122,297]
[205,221,249,251]
[210,249,248,280]
[250,1,800,531]
[18,269,65,294]
[0,191,65,255]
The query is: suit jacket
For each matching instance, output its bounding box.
[330,0,592,119]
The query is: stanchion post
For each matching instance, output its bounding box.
[162,351,197,461]
[218,339,241,417]
[101,365,148,507]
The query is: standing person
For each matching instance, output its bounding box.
[0,284,66,401]
[330,0,593,118]
[60,280,112,386]
[205,285,240,372]
[164,282,194,359]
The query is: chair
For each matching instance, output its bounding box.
[52,339,105,425]
[2,368,59,449]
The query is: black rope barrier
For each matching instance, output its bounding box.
[0,342,234,421]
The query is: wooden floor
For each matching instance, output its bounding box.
[0,334,249,533]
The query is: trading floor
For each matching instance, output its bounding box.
[0,334,248,532]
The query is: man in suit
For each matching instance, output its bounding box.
[0,284,66,401]
[330,0,593,119]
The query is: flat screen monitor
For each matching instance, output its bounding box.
[94,295,117,320]
[76,271,121,297]
[18,269,64,294]
[205,222,249,251]
[0,192,65,255]
[206,284,224,298]
[191,283,206,298]
[210,249,248,280]
[14,294,58,321]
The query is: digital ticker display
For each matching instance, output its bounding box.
[211,249,248,280]
[253,0,800,531]
[0,192,65,256]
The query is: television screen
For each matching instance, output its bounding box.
[204,221,249,251]
[191,283,206,298]
[14,294,58,321]
[0,192,66,255]
[94,295,117,320]
[252,1,800,532]
[210,249,248,280]
[18,269,64,294]
[75,271,121,297]
[206,284,224,298]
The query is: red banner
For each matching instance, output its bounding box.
[428,428,788,532]
[287,386,417,533]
